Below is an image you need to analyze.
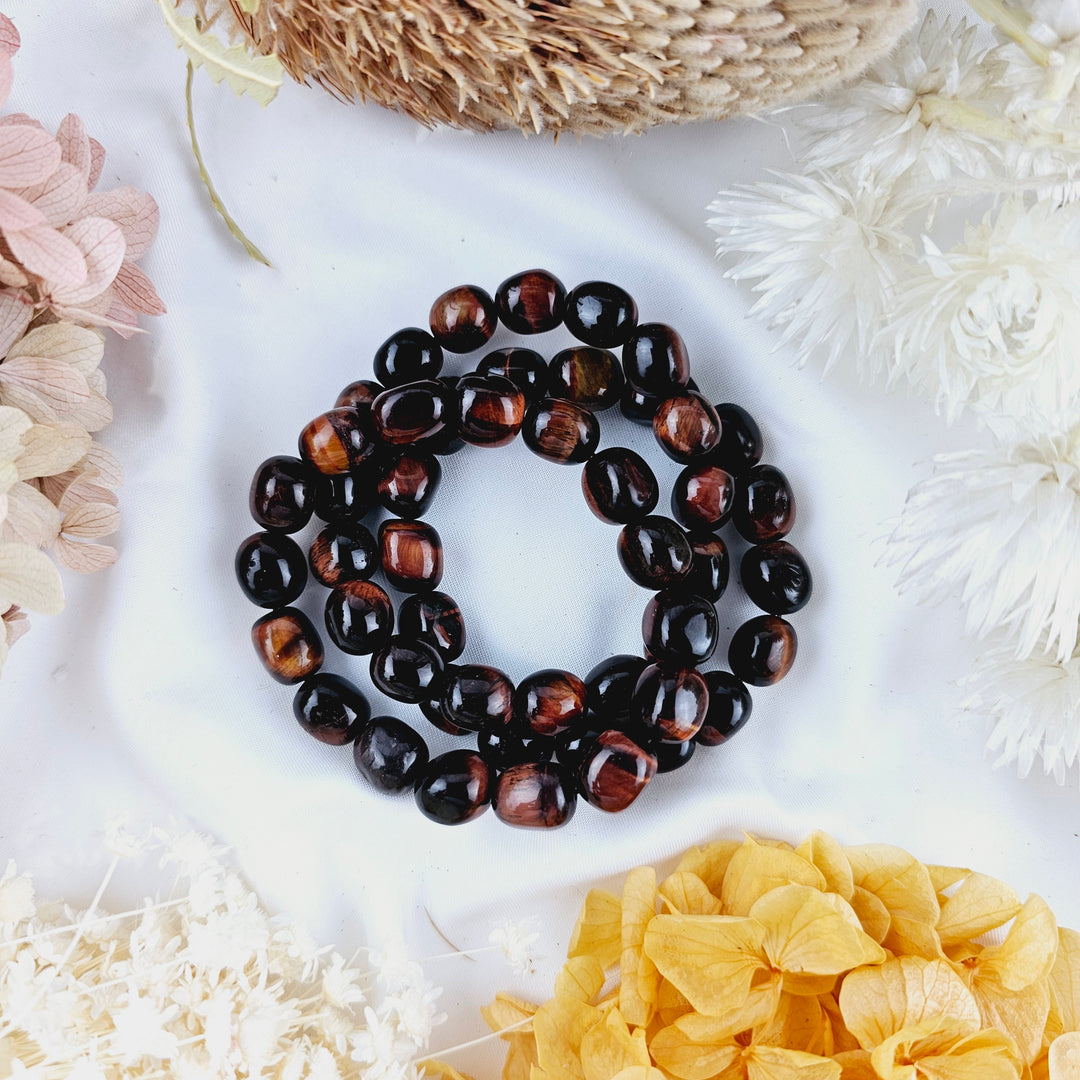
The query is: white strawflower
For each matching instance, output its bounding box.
[708,169,910,378]
[489,918,540,975]
[962,635,1080,784]
[885,431,1080,664]
[885,199,1080,434]
[796,11,997,183]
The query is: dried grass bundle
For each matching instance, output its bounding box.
[218,0,917,135]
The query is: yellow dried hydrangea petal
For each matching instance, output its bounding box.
[1050,928,1080,1036]
[977,896,1058,993]
[927,865,971,897]
[796,832,854,901]
[502,1032,540,1080]
[483,992,538,1036]
[937,873,1022,948]
[754,992,833,1056]
[649,1019,742,1080]
[568,889,623,970]
[620,866,659,1028]
[1048,1030,1080,1080]
[723,838,826,916]
[533,994,602,1080]
[556,956,606,1004]
[659,872,724,916]
[674,839,741,896]
[657,977,694,1026]
[870,1020,1022,1080]
[580,1009,650,1080]
[970,977,1050,1065]
[849,887,892,945]
[744,1043,842,1080]
[419,1061,476,1080]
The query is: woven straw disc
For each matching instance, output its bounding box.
[226,0,915,135]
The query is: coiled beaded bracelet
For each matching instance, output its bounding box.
[235,270,812,828]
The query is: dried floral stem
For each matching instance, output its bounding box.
[420,1016,532,1062]
[0,895,188,949]
[184,60,273,267]
[425,905,474,961]
[965,0,1055,66]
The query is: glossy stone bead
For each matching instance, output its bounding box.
[619,382,661,425]
[579,730,657,812]
[456,373,526,447]
[622,323,690,395]
[581,448,658,525]
[656,736,696,773]
[631,663,709,742]
[324,580,393,655]
[618,516,693,589]
[478,348,549,404]
[308,522,378,587]
[733,465,796,542]
[585,654,648,723]
[494,762,577,829]
[298,408,377,475]
[235,531,307,607]
[398,591,466,661]
[251,608,324,684]
[522,397,599,464]
[335,378,383,410]
[429,285,498,353]
[354,716,429,793]
[415,750,491,825]
[313,469,376,524]
[442,664,515,731]
[293,673,370,745]
[653,392,721,462]
[741,540,812,615]
[371,380,455,446]
[564,281,638,348]
[369,635,444,704]
[376,450,441,519]
[477,727,555,771]
[249,455,317,533]
[672,462,735,533]
[495,269,566,334]
[554,724,601,777]
[373,328,443,387]
[695,671,753,746]
[515,669,588,738]
[728,615,797,686]
[379,519,443,592]
[419,696,469,736]
[547,347,624,410]
[684,534,730,602]
[642,591,719,664]
[712,403,763,475]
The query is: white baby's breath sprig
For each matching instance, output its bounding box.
[488,918,540,976]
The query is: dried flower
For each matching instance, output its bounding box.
[489,918,540,976]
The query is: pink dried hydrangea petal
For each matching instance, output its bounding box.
[7,223,87,287]
[112,261,165,316]
[55,114,90,179]
[84,442,122,488]
[57,477,117,512]
[63,388,112,432]
[84,187,159,259]
[2,482,62,547]
[0,542,64,612]
[61,500,118,539]
[53,535,116,574]
[87,138,105,189]
[0,356,92,416]
[0,291,32,356]
[0,54,12,115]
[0,125,63,188]
[19,162,88,227]
[3,605,30,647]
[0,188,45,231]
[0,257,28,288]
[0,114,43,130]
[0,14,20,58]
[48,217,124,306]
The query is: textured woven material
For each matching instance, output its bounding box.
[224,0,917,134]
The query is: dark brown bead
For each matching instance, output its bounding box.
[379,519,443,592]
[249,455,317,533]
[733,465,796,542]
[494,762,577,829]
[617,516,693,589]
[656,737,696,773]
[684,534,730,602]
[495,269,566,334]
[442,664,515,731]
[581,447,658,525]
[313,468,377,524]
[369,635,445,704]
[728,615,797,686]
[414,750,491,825]
[456,374,526,447]
[371,380,455,446]
[324,580,394,655]
[522,397,599,464]
[308,522,378,587]
[335,379,383,410]
[631,663,709,741]
[564,281,638,348]
[398,591,466,661]
[293,673,369,745]
[579,730,657,812]
[622,323,690,396]
[584,654,648,723]
[619,382,661,425]
[373,328,443,387]
[251,608,324,684]
[298,408,377,475]
[548,347,624,410]
[376,451,441,519]
[642,591,718,664]
[429,285,498,353]
[354,716,429,793]
[712,403,763,475]
[477,727,555,770]
[672,462,735,533]
[478,348,549,403]
[236,531,307,608]
[419,696,470,735]
[741,540,812,615]
[653,393,721,462]
[515,669,588,737]
[695,671,753,746]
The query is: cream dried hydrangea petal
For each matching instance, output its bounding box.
[8,322,105,372]
[0,541,63,613]
[52,535,116,573]
[17,422,92,480]
[1,481,61,546]
[0,356,92,421]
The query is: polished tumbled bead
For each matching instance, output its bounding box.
[578,730,657,812]
[564,281,638,348]
[653,392,721,462]
[323,580,394,655]
[236,531,307,608]
[371,380,455,446]
[251,608,324,684]
[641,591,719,664]
[617,516,693,589]
[441,664,515,731]
[335,378,383,410]
[672,462,735,533]
[733,465,796,542]
[712,402,763,475]
[376,451,441,519]
[456,373,526,447]
[695,670,753,746]
[631,663,710,742]
[373,328,443,387]
[398,591,466,661]
[683,534,730,602]
[584,654,648,723]
[308,522,378,587]
[622,323,690,395]
[249,455,317,533]
[313,468,376,524]
[429,285,498,353]
[741,540,812,615]
[493,762,577,829]
[478,348,549,403]
[581,447,658,525]
[728,615,797,685]
[369,635,445,704]
[354,716,429,793]
[415,750,492,824]
[515,669,588,737]
[522,397,599,464]
[293,673,370,745]
[379,519,443,592]
[547,347,624,410]
[495,269,566,334]
[298,408,377,475]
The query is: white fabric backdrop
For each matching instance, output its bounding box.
[3,0,1078,1073]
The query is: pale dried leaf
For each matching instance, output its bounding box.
[2,604,30,646]
[57,479,117,512]
[2,481,61,546]
[0,356,91,417]
[8,322,104,372]
[7,224,87,287]
[64,388,112,432]
[19,162,88,227]
[50,217,125,305]
[56,113,90,179]
[84,442,122,488]
[0,541,63,612]
[0,403,31,458]
[112,260,165,315]
[53,535,116,573]
[17,423,92,479]
[62,500,118,538]
[0,187,45,230]
[0,256,28,287]
[0,290,32,355]
[84,187,159,259]
[0,125,63,187]
[87,137,105,188]
[0,14,19,57]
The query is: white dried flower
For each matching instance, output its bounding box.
[0,861,34,925]
[707,169,910,378]
[110,991,181,1063]
[885,430,1080,663]
[962,635,1080,784]
[795,11,996,183]
[489,918,540,976]
[885,199,1080,434]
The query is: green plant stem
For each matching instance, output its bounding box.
[185,61,273,268]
